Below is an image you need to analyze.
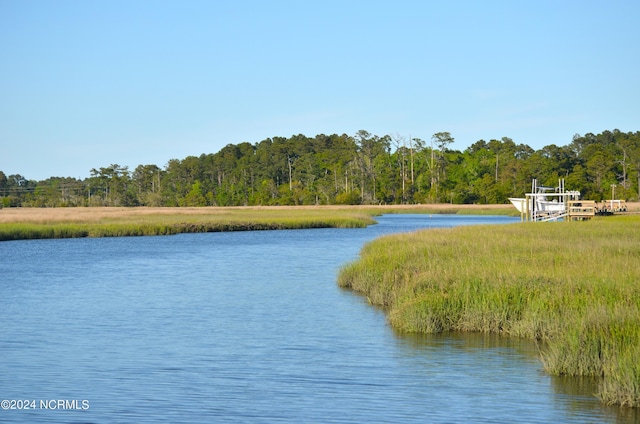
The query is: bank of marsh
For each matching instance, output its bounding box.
[338,216,640,407]
[0,206,377,240]
[0,205,514,241]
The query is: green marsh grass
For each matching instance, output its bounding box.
[0,205,516,242]
[0,207,380,241]
[338,216,640,407]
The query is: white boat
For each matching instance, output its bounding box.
[508,197,526,213]
[509,179,580,222]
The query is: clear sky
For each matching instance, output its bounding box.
[1,0,638,181]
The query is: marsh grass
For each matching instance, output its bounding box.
[338,216,640,407]
[0,205,517,241]
[0,207,382,241]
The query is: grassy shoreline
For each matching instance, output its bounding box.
[0,204,516,241]
[4,205,639,407]
[338,215,640,407]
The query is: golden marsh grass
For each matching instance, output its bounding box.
[0,204,516,241]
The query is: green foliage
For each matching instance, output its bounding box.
[337,216,640,407]
[182,181,207,206]
[2,129,640,207]
[335,191,362,205]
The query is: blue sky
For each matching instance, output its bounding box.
[1,0,639,180]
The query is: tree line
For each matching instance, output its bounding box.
[1,129,639,208]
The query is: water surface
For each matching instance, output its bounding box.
[0,214,635,423]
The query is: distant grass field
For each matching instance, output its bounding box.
[0,204,516,241]
[338,215,640,407]
[0,206,368,240]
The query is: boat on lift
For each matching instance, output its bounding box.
[509,179,581,222]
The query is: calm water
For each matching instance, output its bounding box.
[0,214,636,423]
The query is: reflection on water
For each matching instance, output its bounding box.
[397,332,637,423]
[0,214,636,423]
[549,375,640,423]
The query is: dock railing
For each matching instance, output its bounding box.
[598,199,627,213]
[568,200,596,220]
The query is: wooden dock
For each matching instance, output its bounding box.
[568,200,596,220]
[596,200,627,215]
[508,179,636,221]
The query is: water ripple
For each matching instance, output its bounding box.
[0,215,635,423]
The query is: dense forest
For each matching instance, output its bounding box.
[1,129,639,208]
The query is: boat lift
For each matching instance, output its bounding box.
[509,179,582,222]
